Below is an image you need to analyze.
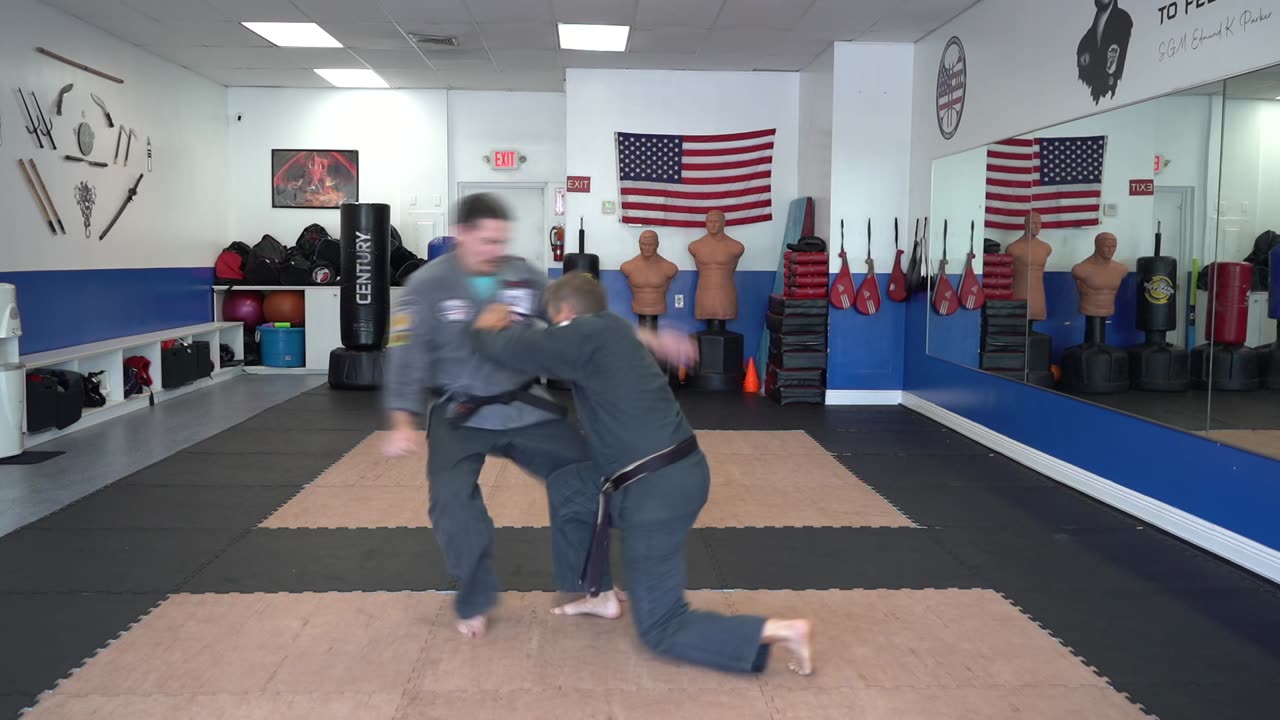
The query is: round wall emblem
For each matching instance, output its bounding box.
[936,36,966,140]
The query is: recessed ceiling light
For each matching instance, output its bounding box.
[313,68,389,88]
[557,23,630,52]
[242,22,342,48]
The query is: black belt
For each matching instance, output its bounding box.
[434,380,567,426]
[579,435,700,596]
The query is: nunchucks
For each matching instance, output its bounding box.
[887,217,908,302]
[561,217,600,278]
[958,219,985,310]
[854,218,881,315]
[906,217,925,293]
[932,219,958,315]
[829,219,855,309]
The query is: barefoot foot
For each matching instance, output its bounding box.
[456,615,488,639]
[551,590,623,619]
[763,619,813,676]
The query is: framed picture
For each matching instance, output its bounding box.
[271,149,359,209]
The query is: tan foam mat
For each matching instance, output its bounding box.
[1201,429,1280,460]
[260,430,913,529]
[25,590,1151,719]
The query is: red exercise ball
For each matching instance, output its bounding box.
[222,290,265,328]
[264,290,305,325]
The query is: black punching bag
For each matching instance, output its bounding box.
[1126,222,1189,391]
[329,202,391,390]
[562,217,600,278]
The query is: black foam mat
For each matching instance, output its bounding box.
[1119,680,1280,720]
[701,527,978,590]
[833,452,1052,488]
[820,428,993,455]
[237,407,384,432]
[0,593,164,695]
[117,451,341,487]
[32,485,300,530]
[0,451,63,465]
[181,428,370,456]
[0,528,244,593]
[846,480,1140,531]
[0,696,31,720]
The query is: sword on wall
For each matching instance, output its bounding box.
[99,173,142,241]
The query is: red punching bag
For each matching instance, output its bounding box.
[1206,261,1252,345]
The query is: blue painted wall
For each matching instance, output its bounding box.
[0,268,215,355]
[903,285,1280,552]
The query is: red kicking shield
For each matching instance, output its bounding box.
[830,219,855,310]
[855,218,881,315]
[958,219,985,310]
[887,217,907,303]
[932,219,958,316]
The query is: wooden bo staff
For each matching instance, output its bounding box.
[28,159,66,234]
[17,159,56,235]
[36,47,125,84]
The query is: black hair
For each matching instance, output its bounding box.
[544,272,607,316]
[456,192,511,226]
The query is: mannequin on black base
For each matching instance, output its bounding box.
[1007,213,1055,388]
[687,211,746,391]
[1062,232,1130,394]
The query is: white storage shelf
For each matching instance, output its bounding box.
[20,321,244,446]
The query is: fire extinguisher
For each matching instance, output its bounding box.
[550,225,565,262]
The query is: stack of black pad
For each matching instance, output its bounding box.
[764,294,828,404]
[980,299,1029,380]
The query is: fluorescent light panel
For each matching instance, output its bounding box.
[557,23,630,52]
[242,22,342,48]
[314,68,389,88]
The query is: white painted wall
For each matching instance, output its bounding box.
[0,0,227,271]
[830,42,916,272]
[226,87,449,250]
[447,90,567,266]
[1219,99,1280,261]
[563,68,800,271]
[798,47,834,245]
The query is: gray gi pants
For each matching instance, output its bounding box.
[426,402,592,619]
[548,449,770,674]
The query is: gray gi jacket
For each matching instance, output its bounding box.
[470,311,693,478]
[382,252,562,430]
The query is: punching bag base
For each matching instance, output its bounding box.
[1062,342,1130,395]
[1190,344,1260,391]
[1126,342,1191,392]
[328,348,384,390]
[689,327,745,392]
[1256,342,1280,390]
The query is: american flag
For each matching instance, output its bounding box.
[616,129,774,228]
[984,135,1106,231]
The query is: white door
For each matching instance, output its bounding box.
[1153,188,1190,348]
[457,183,548,269]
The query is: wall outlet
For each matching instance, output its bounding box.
[1102,203,1118,217]
[409,193,418,207]
[674,294,684,308]
[433,194,442,207]
[602,200,616,214]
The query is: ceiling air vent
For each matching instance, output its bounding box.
[407,33,460,48]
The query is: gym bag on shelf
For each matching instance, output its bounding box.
[244,234,287,285]
[214,241,252,285]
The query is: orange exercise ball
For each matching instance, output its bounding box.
[264,290,305,325]
[1050,364,1062,385]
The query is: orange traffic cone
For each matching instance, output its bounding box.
[743,357,761,393]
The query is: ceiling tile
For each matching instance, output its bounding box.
[551,0,635,25]
[56,7,173,48]
[476,22,560,51]
[634,0,721,29]
[321,21,417,50]
[149,21,276,48]
[349,49,432,69]
[416,47,494,65]
[379,69,452,88]
[203,0,307,22]
[203,67,334,87]
[40,0,132,19]
[559,50,684,69]
[864,8,960,40]
[425,57,497,72]
[441,70,564,91]
[289,0,390,21]
[626,27,708,54]
[464,0,554,23]
[155,46,364,69]
[489,49,562,71]
[752,52,823,71]
[379,0,474,23]
[697,28,783,52]
[792,0,890,37]
[122,0,230,21]
[714,0,813,30]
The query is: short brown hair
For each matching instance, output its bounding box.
[544,272,607,316]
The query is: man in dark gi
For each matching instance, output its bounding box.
[1077,0,1133,104]
[469,272,814,676]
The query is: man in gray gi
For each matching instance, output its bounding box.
[381,193,595,639]
[469,272,814,676]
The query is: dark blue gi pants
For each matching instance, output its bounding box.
[548,449,770,674]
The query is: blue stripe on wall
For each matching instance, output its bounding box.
[0,267,214,355]
[903,288,1280,553]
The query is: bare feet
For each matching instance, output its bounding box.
[456,615,488,639]
[762,618,814,676]
[551,590,623,619]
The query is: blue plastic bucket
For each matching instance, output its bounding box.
[258,325,305,367]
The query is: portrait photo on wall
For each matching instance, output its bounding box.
[271,149,359,209]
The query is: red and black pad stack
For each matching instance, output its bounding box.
[978,299,1030,382]
[764,293,828,404]
[982,252,1015,300]
[783,250,830,299]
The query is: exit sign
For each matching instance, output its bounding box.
[492,149,519,170]
[1129,179,1154,196]
[567,176,591,192]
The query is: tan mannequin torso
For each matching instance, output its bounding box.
[621,230,678,316]
[687,210,745,321]
[1006,212,1053,321]
[1071,232,1128,317]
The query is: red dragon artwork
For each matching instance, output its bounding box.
[271,150,359,208]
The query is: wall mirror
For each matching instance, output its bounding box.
[927,64,1280,463]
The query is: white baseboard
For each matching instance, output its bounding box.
[825,390,904,405]
[902,392,1280,586]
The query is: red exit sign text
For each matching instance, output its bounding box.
[492,150,518,169]
[1129,179,1154,196]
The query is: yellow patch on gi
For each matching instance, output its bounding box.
[388,308,414,347]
